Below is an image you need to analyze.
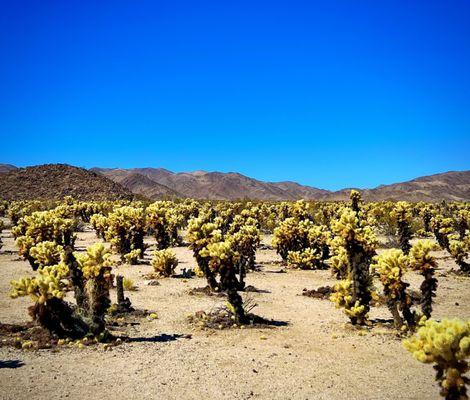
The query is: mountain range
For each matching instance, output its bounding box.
[0,163,469,202]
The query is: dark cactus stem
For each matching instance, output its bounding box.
[420,270,438,318]
[86,271,111,335]
[423,211,432,233]
[237,257,247,291]
[457,218,468,241]
[436,362,469,400]
[385,292,403,329]
[63,246,88,312]
[195,254,219,291]
[219,263,246,323]
[227,289,247,324]
[29,298,89,339]
[397,220,412,255]
[433,227,450,252]
[347,242,371,325]
[457,260,470,274]
[116,275,133,312]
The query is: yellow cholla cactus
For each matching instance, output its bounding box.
[151,249,178,277]
[330,279,368,322]
[123,249,142,265]
[287,248,322,270]
[10,263,69,304]
[409,240,439,272]
[371,249,408,295]
[29,241,64,269]
[403,318,470,399]
[331,208,378,254]
[75,243,114,279]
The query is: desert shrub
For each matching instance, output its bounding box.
[404,318,470,400]
[123,277,137,291]
[151,249,178,277]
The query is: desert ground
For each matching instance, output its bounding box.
[1,222,469,400]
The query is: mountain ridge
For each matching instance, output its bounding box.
[1,164,469,201]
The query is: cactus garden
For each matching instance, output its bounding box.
[0,197,468,399]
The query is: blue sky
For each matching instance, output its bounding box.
[0,1,469,190]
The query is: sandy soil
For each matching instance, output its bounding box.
[0,225,469,400]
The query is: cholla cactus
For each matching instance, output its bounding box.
[200,240,246,323]
[457,210,470,240]
[10,263,88,338]
[187,216,222,290]
[350,190,362,214]
[29,241,64,269]
[330,280,368,323]
[371,249,415,329]
[105,206,146,261]
[391,202,413,254]
[10,263,69,304]
[75,243,114,335]
[13,210,77,270]
[329,202,378,325]
[409,240,439,318]
[147,202,175,249]
[403,318,470,400]
[151,249,178,277]
[90,213,108,239]
[272,218,311,261]
[272,218,329,268]
[421,206,433,234]
[329,240,349,279]
[449,238,470,274]
[123,249,142,265]
[431,216,454,251]
[228,223,261,288]
[287,248,322,270]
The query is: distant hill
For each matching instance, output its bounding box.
[93,167,304,200]
[112,171,181,199]
[93,167,470,201]
[0,164,18,174]
[1,163,469,202]
[0,164,134,201]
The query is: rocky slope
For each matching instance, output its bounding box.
[0,164,134,201]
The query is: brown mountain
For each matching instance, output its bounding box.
[361,171,470,202]
[93,167,470,202]
[0,164,18,174]
[93,167,303,200]
[118,172,181,199]
[0,164,134,201]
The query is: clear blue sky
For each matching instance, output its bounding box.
[0,1,469,190]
